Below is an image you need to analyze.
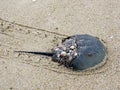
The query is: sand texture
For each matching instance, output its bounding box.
[0,0,120,90]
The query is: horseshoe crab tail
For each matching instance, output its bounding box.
[14,51,53,57]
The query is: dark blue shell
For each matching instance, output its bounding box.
[68,34,106,70]
[53,34,107,70]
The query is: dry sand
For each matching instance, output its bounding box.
[0,0,120,90]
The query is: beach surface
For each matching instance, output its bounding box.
[0,0,120,90]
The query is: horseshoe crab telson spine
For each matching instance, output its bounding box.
[14,51,53,57]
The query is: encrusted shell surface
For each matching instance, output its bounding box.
[52,34,107,71]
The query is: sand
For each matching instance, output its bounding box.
[0,0,120,90]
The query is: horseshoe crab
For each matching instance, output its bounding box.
[15,34,107,71]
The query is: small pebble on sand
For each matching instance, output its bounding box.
[32,0,36,2]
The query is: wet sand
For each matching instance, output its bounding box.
[0,0,120,90]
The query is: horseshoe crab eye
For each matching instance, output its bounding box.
[87,53,93,57]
